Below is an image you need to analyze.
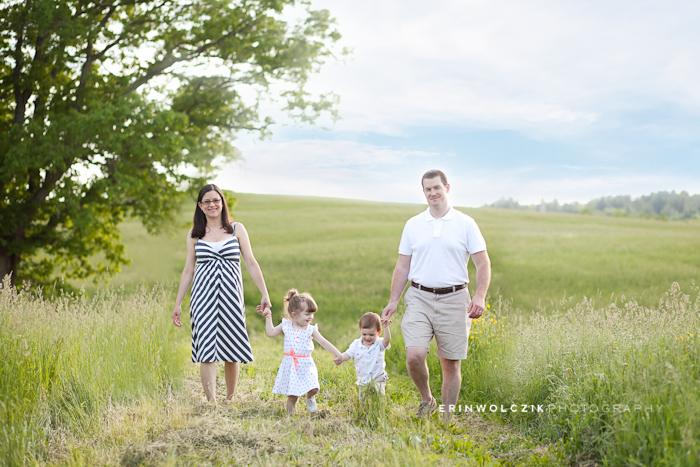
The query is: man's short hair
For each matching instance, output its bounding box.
[421,169,448,187]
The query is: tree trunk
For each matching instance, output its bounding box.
[0,253,20,286]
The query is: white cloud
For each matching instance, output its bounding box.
[211,1,700,206]
[304,0,700,138]
[454,171,700,206]
[215,139,700,207]
[215,140,445,204]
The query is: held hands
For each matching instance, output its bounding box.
[255,295,272,317]
[380,317,392,327]
[381,302,397,323]
[333,354,344,366]
[172,305,182,327]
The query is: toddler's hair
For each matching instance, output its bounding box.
[359,312,382,332]
[283,289,318,318]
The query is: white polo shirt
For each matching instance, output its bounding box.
[345,338,390,385]
[398,207,486,288]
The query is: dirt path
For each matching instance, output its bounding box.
[108,373,563,466]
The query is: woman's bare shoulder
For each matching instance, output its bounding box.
[234,222,247,235]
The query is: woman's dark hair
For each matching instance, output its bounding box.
[191,184,234,238]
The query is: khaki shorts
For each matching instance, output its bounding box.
[401,286,472,360]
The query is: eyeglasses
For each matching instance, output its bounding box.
[200,198,222,206]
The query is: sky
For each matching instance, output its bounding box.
[215,0,700,207]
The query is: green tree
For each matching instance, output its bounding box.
[0,0,341,285]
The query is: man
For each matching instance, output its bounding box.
[381,169,491,422]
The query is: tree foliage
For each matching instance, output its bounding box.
[0,0,341,285]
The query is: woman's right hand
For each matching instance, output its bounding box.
[172,305,182,327]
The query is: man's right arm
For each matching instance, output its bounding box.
[381,254,411,320]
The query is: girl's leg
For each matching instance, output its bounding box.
[200,362,217,404]
[306,388,319,413]
[287,396,299,416]
[224,362,240,401]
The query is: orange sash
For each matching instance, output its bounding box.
[284,348,311,370]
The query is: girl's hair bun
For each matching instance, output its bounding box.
[282,288,318,318]
[284,289,299,303]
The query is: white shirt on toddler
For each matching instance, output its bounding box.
[345,338,390,385]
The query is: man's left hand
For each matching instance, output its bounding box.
[468,296,485,319]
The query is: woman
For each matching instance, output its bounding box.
[172,184,271,404]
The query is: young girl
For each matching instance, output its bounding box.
[262,289,342,415]
[334,312,391,399]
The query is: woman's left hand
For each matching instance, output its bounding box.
[256,296,272,314]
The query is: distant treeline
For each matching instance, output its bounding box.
[487,191,700,220]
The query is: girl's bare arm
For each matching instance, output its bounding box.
[262,309,283,337]
[312,328,342,358]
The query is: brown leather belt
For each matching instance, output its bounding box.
[411,281,466,294]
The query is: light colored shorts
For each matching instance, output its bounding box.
[401,286,472,360]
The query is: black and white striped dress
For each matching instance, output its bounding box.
[190,224,253,363]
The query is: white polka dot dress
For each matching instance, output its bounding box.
[272,319,320,397]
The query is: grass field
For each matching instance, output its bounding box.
[94,193,700,326]
[3,193,699,466]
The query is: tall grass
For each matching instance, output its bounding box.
[0,278,187,466]
[456,282,700,465]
